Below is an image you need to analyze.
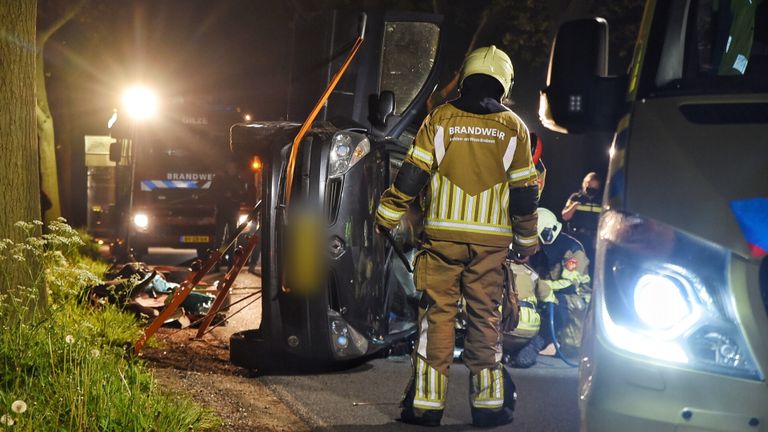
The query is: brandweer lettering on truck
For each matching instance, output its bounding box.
[166,173,215,181]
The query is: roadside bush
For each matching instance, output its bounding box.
[0,220,219,431]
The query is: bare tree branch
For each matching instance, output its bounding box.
[37,0,88,48]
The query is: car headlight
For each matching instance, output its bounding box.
[633,268,702,333]
[328,309,368,358]
[596,210,762,380]
[328,131,370,178]
[133,213,149,230]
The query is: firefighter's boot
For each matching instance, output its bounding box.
[469,365,516,427]
[400,355,447,427]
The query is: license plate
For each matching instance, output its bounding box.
[180,235,209,243]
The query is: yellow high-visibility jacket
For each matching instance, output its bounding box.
[376,103,538,252]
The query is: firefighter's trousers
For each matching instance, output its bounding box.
[402,238,515,422]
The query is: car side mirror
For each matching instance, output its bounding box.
[539,18,625,134]
[370,91,396,127]
[109,141,123,163]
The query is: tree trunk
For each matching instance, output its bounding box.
[36,49,61,222]
[0,0,41,297]
[34,0,87,224]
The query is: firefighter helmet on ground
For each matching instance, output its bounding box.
[460,45,514,97]
[537,208,562,245]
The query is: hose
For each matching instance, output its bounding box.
[547,302,579,368]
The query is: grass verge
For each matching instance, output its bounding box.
[0,220,220,431]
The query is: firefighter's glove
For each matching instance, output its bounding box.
[507,249,530,264]
[562,269,581,283]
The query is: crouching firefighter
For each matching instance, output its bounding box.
[375,45,539,427]
[501,259,552,368]
[530,208,592,360]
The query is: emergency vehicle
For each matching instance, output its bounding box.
[540,1,768,429]
[108,95,246,259]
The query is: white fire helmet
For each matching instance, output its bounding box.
[537,208,562,245]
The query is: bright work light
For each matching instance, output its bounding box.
[122,85,158,120]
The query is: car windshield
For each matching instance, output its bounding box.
[646,0,768,95]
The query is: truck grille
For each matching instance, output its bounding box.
[327,271,341,313]
[325,178,342,225]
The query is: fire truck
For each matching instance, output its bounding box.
[107,95,247,259]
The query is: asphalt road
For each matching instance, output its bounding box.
[262,355,579,431]
[142,247,580,431]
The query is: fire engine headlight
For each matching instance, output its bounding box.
[132,213,150,230]
[122,85,158,121]
[597,211,762,380]
[328,131,370,178]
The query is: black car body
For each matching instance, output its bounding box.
[229,10,445,367]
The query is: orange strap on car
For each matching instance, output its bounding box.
[285,14,367,206]
[133,202,261,354]
[194,231,261,339]
[133,253,221,354]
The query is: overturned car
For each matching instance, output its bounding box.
[228,10,445,368]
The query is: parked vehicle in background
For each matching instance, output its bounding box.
[540,1,768,430]
[107,95,248,259]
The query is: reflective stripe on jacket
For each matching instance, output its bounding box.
[377,103,538,249]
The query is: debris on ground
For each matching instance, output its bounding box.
[86,261,220,328]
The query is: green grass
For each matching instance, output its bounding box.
[0,220,220,431]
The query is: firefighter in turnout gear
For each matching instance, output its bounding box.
[501,137,549,368]
[501,260,553,367]
[376,45,539,427]
[531,207,592,359]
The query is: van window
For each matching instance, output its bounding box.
[649,0,767,94]
[696,0,767,76]
[380,22,440,115]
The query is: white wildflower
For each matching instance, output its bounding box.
[65,335,75,344]
[0,414,14,426]
[14,221,33,230]
[12,255,25,262]
[90,349,100,358]
[10,401,26,414]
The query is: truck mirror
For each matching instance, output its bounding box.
[370,91,396,127]
[109,141,123,163]
[540,18,624,134]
